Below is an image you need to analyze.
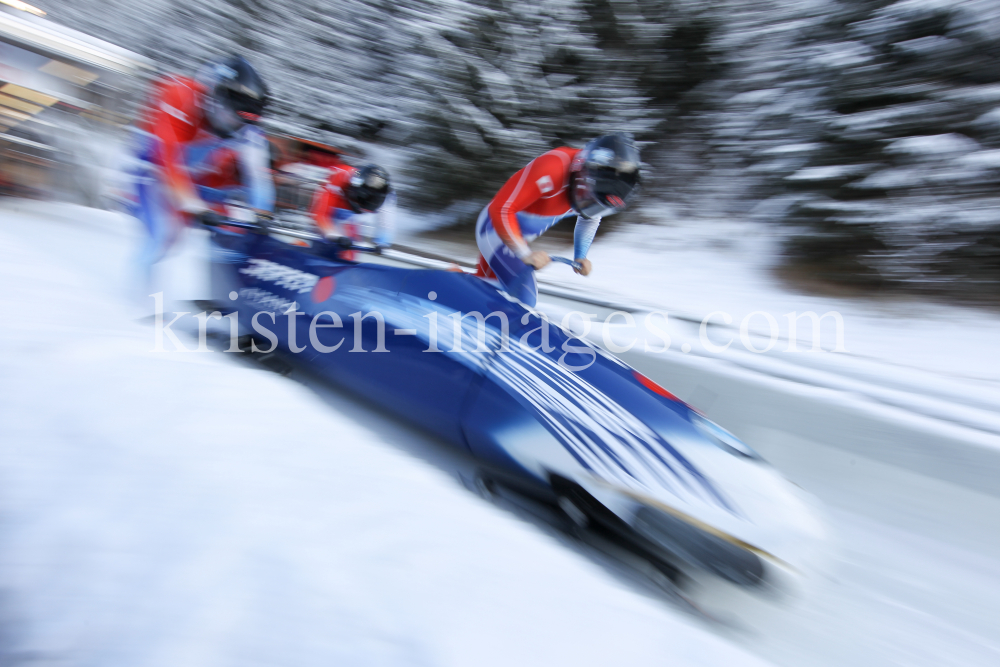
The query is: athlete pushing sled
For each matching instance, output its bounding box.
[474,133,641,307]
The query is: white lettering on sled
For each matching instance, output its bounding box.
[239,258,319,294]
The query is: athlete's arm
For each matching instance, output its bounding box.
[310,181,336,237]
[487,153,563,260]
[150,81,204,214]
[572,216,600,276]
[235,125,275,212]
[573,216,601,257]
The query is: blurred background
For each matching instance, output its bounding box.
[6,0,1000,301]
[3,1,1000,666]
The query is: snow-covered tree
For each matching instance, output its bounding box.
[31,0,1000,296]
[761,0,1000,291]
[400,0,655,214]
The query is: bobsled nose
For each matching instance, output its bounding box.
[587,454,829,591]
[631,504,766,586]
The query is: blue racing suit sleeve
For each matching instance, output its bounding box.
[573,215,601,259]
[236,125,275,212]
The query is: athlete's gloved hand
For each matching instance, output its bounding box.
[523,250,551,270]
[574,258,592,276]
[330,234,354,250]
[255,211,274,227]
[197,210,226,228]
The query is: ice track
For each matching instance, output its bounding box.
[2,200,1000,667]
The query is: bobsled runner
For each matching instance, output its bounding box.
[205,217,826,593]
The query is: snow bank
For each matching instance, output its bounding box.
[534,214,1000,383]
[0,202,772,666]
[520,212,1000,667]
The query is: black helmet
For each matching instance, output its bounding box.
[347,164,391,213]
[202,55,269,138]
[569,133,641,220]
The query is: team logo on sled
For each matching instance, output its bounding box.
[239,258,319,294]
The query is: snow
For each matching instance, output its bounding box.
[532,212,1000,384]
[956,149,1000,170]
[27,0,1000,297]
[6,200,1000,667]
[827,102,951,134]
[973,107,1000,127]
[757,143,822,155]
[403,208,1000,440]
[891,35,960,58]
[0,200,775,665]
[851,167,922,189]
[940,84,1000,104]
[884,133,979,156]
[784,165,869,181]
[809,41,875,68]
[515,212,1000,667]
[728,88,782,105]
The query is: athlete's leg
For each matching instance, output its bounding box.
[490,245,538,306]
[133,162,187,302]
[342,221,358,261]
[475,206,538,306]
[135,177,168,285]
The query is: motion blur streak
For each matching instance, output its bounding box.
[3,1,1000,666]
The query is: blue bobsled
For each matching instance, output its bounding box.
[207,220,826,590]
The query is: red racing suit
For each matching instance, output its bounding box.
[311,165,394,249]
[131,75,275,289]
[475,147,600,306]
[136,75,206,213]
[136,74,275,214]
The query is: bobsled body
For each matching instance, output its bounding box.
[208,226,826,589]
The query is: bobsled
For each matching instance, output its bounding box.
[206,219,826,593]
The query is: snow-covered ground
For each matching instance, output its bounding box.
[395,209,1000,665]
[4,199,1000,667]
[0,200,773,665]
[411,209,1000,382]
[555,212,1000,382]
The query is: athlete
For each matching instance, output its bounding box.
[475,133,641,306]
[310,163,394,254]
[131,55,274,286]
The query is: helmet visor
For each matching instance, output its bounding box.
[573,192,619,220]
[354,187,388,213]
[220,85,267,123]
[350,171,389,212]
[573,168,639,219]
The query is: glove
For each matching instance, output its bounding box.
[254,211,274,234]
[197,210,226,228]
[333,234,354,250]
[522,250,551,270]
